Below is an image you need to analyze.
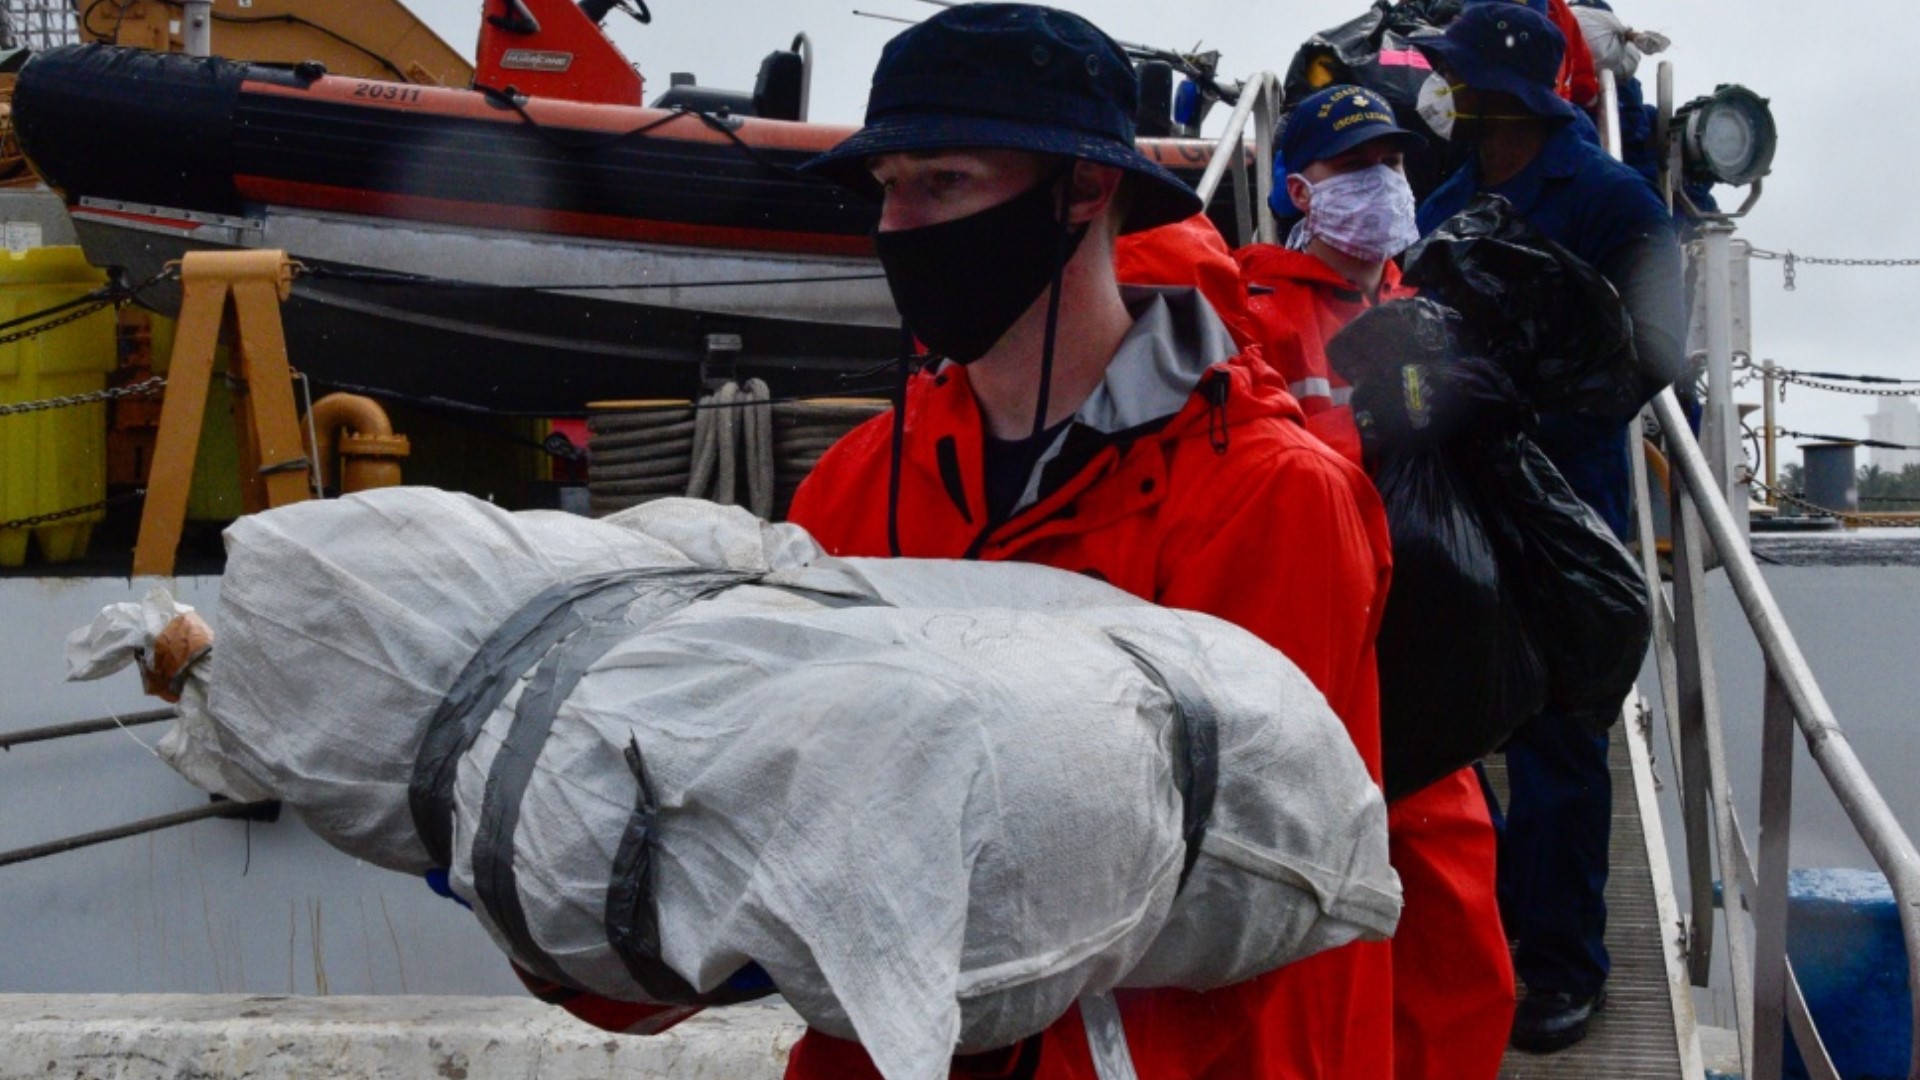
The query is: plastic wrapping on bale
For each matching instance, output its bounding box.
[1403,194,1647,421]
[100,490,1399,1080]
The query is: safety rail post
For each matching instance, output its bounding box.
[1193,72,1280,247]
[1668,474,1724,987]
[1762,360,1778,506]
[1598,70,1624,158]
[1697,222,1750,537]
[1752,669,1797,1080]
[1612,60,1722,1006]
[1650,386,1920,1080]
[1251,77,1278,246]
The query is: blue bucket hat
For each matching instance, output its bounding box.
[1277,85,1427,178]
[1414,3,1575,123]
[803,4,1204,233]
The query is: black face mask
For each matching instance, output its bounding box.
[874,172,1088,364]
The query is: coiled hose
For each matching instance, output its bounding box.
[587,385,886,521]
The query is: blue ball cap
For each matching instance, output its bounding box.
[1415,3,1575,123]
[803,3,1204,233]
[1277,84,1427,178]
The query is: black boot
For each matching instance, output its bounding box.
[1510,987,1606,1053]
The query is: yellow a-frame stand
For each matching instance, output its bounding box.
[133,251,312,577]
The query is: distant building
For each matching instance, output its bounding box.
[1865,397,1920,472]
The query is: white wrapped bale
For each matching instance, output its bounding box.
[93,491,1396,1080]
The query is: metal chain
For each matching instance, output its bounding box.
[1732,357,1920,399]
[0,295,114,348]
[0,375,166,416]
[0,265,180,416]
[1764,370,1917,399]
[1748,478,1920,528]
[0,488,145,532]
[1747,248,1920,292]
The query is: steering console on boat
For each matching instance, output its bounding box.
[650,47,806,122]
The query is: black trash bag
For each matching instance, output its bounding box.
[1324,297,1460,378]
[1344,352,1551,800]
[1402,194,1648,422]
[1330,304,1653,798]
[1279,2,1459,199]
[1476,434,1652,732]
[1326,298,1462,432]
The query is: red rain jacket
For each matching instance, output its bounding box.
[1115,213,1254,349]
[1237,244,1516,1080]
[1547,0,1601,108]
[781,287,1396,1080]
[1235,244,1413,469]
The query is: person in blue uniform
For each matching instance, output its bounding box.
[1413,1,1686,1054]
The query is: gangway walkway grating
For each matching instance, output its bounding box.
[1489,725,1688,1080]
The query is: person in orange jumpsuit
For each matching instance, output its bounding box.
[1237,85,1517,1080]
[517,6,1398,1078]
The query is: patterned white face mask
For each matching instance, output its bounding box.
[1285,163,1422,264]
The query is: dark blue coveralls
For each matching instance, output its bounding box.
[1419,120,1684,999]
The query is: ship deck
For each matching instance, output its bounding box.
[1490,709,1696,1080]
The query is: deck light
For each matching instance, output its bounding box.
[1675,85,1776,188]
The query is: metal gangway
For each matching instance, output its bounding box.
[1193,64,1920,1080]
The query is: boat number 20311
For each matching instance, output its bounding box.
[350,83,425,105]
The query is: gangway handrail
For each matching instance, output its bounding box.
[1192,71,1280,247]
[1598,63,1920,1078]
[1652,385,1920,1080]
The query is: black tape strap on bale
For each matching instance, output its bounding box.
[1109,637,1220,894]
[602,581,890,1002]
[604,735,772,1005]
[408,569,736,870]
[467,573,748,985]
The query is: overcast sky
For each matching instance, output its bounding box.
[406,0,1918,457]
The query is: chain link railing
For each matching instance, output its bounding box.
[0,374,164,417]
[1748,247,1920,291]
[0,487,147,532]
[1759,368,1920,400]
[1746,478,1920,528]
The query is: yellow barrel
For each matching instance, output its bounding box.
[0,246,116,566]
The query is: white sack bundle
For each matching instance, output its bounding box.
[1572,6,1669,81]
[83,490,1397,1080]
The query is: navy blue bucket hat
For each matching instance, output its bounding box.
[1415,3,1575,123]
[804,4,1204,233]
[1277,85,1427,178]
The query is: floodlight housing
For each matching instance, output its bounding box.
[1675,84,1777,187]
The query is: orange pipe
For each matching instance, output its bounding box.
[1643,438,1671,496]
[304,392,410,492]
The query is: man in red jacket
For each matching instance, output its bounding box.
[783,6,1395,1078]
[1238,86,1516,1080]
[518,7,1396,1076]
